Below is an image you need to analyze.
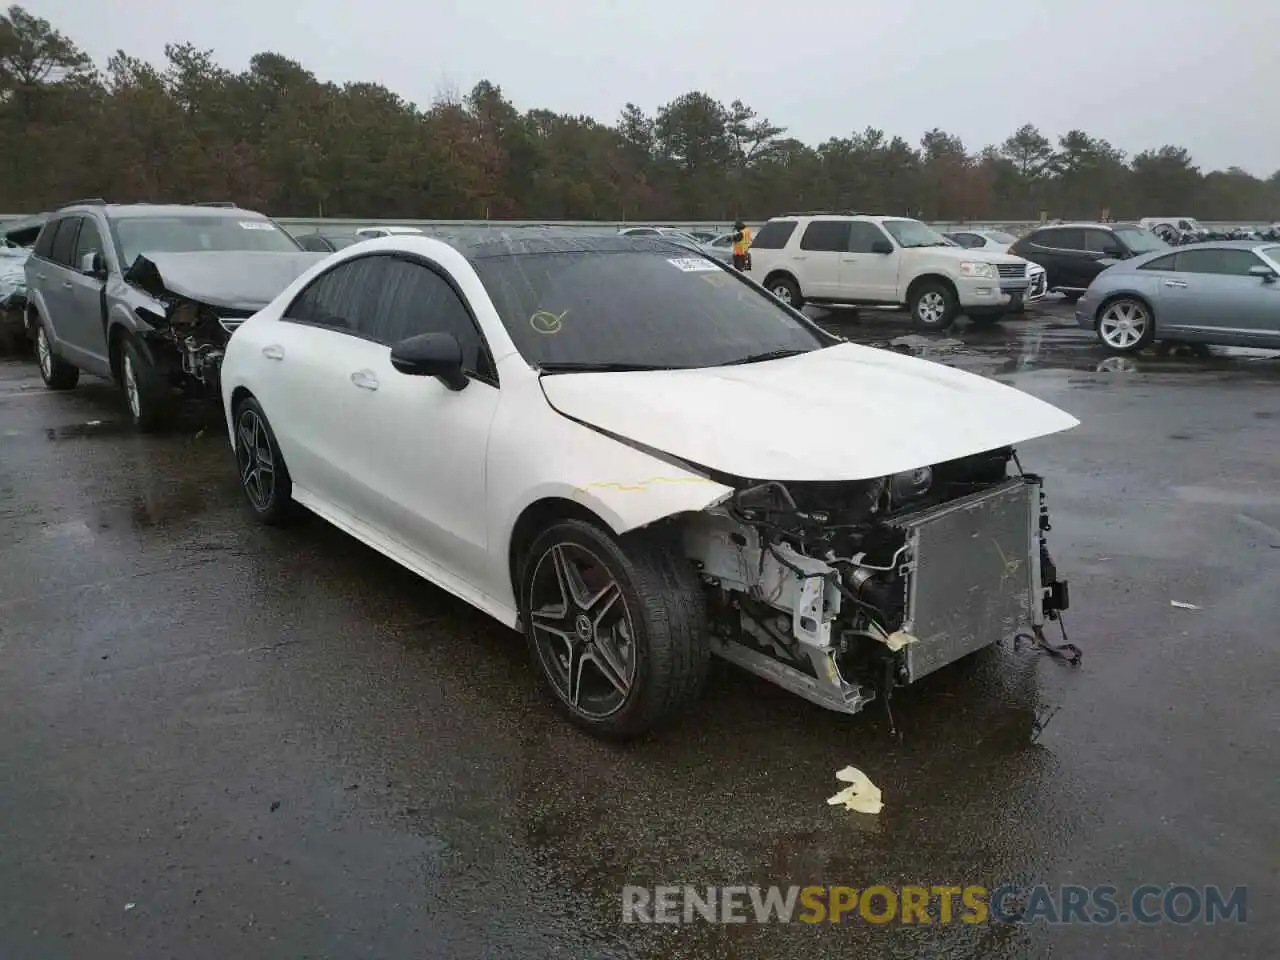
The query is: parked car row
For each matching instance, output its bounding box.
[743,211,1048,330]
[16,197,1077,740]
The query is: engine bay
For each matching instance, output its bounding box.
[682,446,1072,716]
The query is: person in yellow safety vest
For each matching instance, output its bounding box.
[731,220,753,271]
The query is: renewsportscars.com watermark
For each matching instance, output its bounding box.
[621,884,1248,926]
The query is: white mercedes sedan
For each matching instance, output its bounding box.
[220,233,1079,739]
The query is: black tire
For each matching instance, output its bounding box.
[766,274,803,309]
[1095,296,1155,355]
[34,321,79,390]
[233,396,295,525]
[520,518,709,740]
[119,335,167,432]
[909,279,958,331]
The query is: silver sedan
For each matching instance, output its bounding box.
[1074,240,1280,353]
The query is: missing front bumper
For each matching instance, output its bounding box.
[892,478,1043,682]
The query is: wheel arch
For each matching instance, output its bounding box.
[507,497,613,606]
[106,320,162,384]
[762,269,800,294]
[905,272,959,305]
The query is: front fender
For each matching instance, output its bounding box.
[487,374,734,594]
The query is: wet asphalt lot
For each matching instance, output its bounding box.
[1,299,1278,959]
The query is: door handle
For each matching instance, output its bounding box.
[61,281,73,289]
[791,255,807,260]
[36,273,46,281]
[350,370,379,391]
[1164,280,1188,288]
[840,256,858,262]
[261,345,284,360]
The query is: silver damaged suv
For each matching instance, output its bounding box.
[25,201,325,430]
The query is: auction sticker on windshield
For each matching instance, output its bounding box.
[239,221,277,231]
[667,257,719,272]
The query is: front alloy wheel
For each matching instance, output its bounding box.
[528,543,636,721]
[521,519,709,739]
[910,280,958,331]
[1097,298,1154,354]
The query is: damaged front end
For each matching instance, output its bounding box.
[123,251,323,399]
[134,295,247,396]
[682,446,1071,716]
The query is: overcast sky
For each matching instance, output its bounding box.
[26,0,1279,177]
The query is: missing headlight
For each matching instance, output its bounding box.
[889,466,932,503]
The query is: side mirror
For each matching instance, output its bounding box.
[80,251,106,277]
[1249,264,1277,283]
[389,332,469,391]
[870,239,894,255]
[1102,246,1126,259]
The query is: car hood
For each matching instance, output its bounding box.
[540,342,1079,482]
[924,246,1025,264]
[123,251,328,311]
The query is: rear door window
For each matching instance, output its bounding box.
[49,217,82,267]
[33,219,60,259]
[799,220,851,252]
[751,220,798,249]
[1174,248,1264,277]
[1038,228,1085,251]
[284,255,390,338]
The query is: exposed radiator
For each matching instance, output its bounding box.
[890,479,1040,682]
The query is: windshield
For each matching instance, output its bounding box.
[882,219,949,248]
[471,249,828,370]
[986,231,1017,243]
[111,215,301,266]
[1114,227,1169,254]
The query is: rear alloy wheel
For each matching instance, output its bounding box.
[35,323,79,390]
[234,397,295,525]
[521,519,708,739]
[910,281,958,331]
[768,276,803,309]
[1097,297,1155,354]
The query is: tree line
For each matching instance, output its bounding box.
[2,5,1278,224]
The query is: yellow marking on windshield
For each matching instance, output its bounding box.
[530,309,568,334]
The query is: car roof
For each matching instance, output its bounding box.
[1031,221,1141,230]
[766,213,914,223]
[419,230,705,262]
[57,203,270,220]
[1163,239,1274,251]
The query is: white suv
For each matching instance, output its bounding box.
[746,213,1041,330]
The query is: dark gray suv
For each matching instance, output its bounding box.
[25,201,324,430]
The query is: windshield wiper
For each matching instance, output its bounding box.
[536,360,682,373]
[714,348,810,367]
